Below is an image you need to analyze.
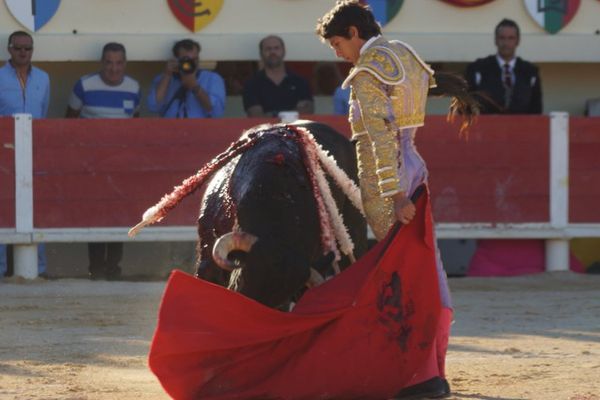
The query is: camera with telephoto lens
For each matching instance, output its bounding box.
[178,56,196,75]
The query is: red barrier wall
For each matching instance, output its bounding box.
[1,115,598,229]
[33,118,278,228]
[0,117,15,228]
[422,115,550,223]
[570,117,600,223]
[32,115,550,227]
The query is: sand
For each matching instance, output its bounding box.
[1,272,598,400]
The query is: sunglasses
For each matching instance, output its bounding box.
[9,46,33,52]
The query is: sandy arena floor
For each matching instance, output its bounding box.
[1,272,599,400]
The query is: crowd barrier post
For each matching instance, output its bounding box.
[546,111,570,272]
[13,114,38,279]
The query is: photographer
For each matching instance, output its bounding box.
[148,39,225,118]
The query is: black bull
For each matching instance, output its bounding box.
[196,121,367,308]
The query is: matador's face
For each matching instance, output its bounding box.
[328,35,362,65]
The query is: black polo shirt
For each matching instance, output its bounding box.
[242,69,312,116]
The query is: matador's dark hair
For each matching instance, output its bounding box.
[316,0,381,41]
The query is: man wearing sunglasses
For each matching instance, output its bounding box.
[0,31,49,117]
[0,31,50,279]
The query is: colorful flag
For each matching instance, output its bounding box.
[523,0,581,34]
[167,0,223,32]
[5,0,61,32]
[359,0,404,26]
[438,0,496,6]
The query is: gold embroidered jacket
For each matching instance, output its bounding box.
[342,37,436,239]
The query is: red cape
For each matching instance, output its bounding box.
[149,189,441,399]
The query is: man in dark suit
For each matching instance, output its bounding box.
[466,18,542,114]
[466,19,551,278]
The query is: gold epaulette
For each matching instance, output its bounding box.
[342,46,404,89]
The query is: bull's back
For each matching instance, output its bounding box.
[197,131,322,270]
[232,133,320,248]
[196,122,367,286]
[291,120,357,179]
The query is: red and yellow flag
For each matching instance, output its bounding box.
[167,0,223,32]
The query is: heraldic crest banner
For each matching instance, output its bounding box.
[167,0,224,32]
[5,0,61,32]
[359,0,404,26]
[523,0,581,34]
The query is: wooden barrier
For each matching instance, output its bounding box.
[0,117,15,228]
[1,114,599,276]
[570,117,600,223]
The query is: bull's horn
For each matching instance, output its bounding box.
[212,232,258,271]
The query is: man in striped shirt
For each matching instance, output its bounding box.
[66,42,141,119]
[66,42,140,280]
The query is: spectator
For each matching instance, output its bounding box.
[0,31,48,278]
[243,35,314,117]
[147,39,225,118]
[333,85,350,115]
[66,42,141,280]
[585,97,600,116]
[464,19,583,277]
[312,62,348,115]
[465,18,542,114]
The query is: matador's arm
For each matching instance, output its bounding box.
[352,71,404,198]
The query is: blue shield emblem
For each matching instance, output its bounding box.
[359,0,404,27]
[5,0,62,32]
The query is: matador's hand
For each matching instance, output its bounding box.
[392,192,416,225]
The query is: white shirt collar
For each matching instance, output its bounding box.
[360,35,381,55]
[496,54,516,70]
